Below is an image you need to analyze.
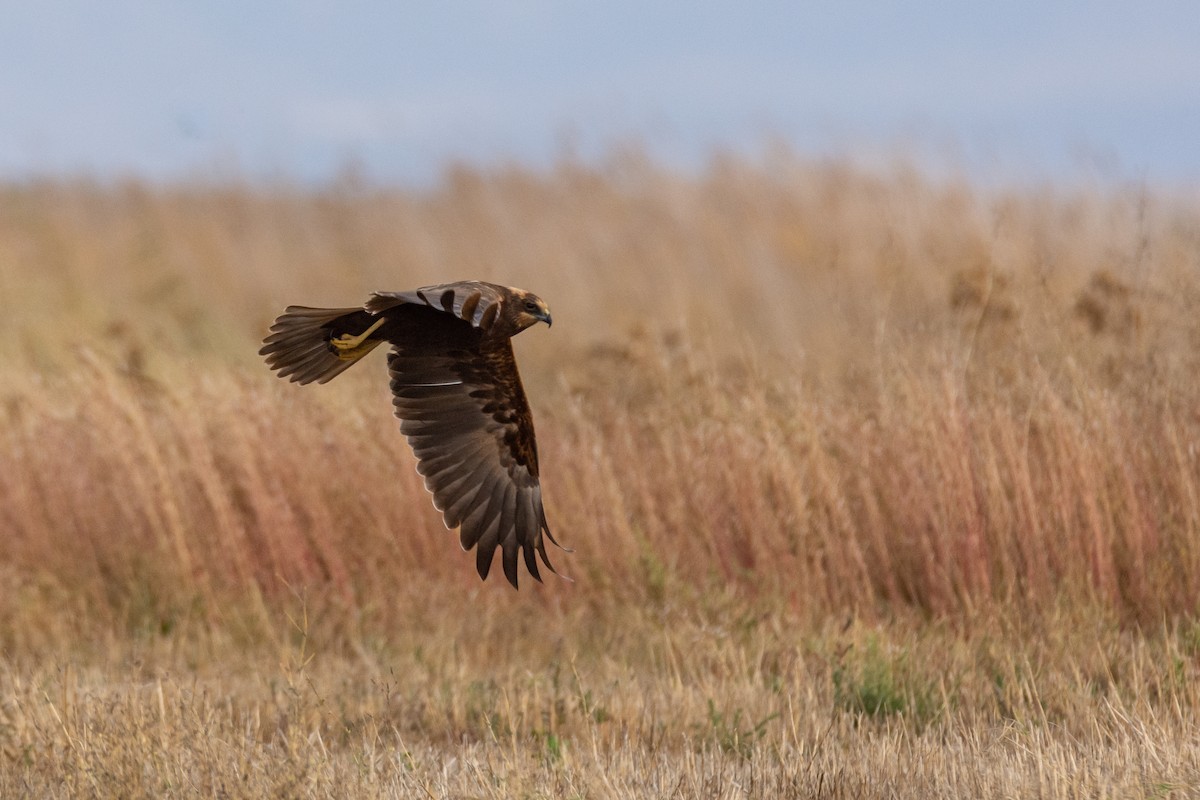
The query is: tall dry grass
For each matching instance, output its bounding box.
[1,154,1199,795]
[2,155,1198,632]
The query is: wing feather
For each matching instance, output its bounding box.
[470,474,513,582]
[501,527,521,587]
[458,466,506,549]
[379,292,560,587]
[443,479,486,530]
[367,281,507,333]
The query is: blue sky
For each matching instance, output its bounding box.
[2,1,1198,185]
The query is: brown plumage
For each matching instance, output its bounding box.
[259,280,562,588]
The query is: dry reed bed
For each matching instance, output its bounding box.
[1,339,1197,635]
[1,157,1198,627]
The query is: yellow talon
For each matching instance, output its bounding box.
[331,316,386,352]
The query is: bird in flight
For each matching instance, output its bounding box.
[260,280,562,588]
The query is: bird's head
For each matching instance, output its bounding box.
[513,291,553,331]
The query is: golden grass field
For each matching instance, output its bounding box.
[1,153,1199,796]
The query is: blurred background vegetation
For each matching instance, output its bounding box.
[3,152,1199,634]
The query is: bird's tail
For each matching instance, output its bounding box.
[260,306,386,384]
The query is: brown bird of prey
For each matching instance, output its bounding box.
[260,281,561,588]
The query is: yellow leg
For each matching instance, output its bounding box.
[331,316,386,353]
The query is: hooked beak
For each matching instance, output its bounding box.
[538,309,553,327]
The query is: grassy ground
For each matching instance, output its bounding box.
[1,154,1199,796]
[3,607,1199,797]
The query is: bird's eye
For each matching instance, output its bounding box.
[524,300,538,311]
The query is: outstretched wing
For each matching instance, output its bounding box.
[384,302,560,587]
